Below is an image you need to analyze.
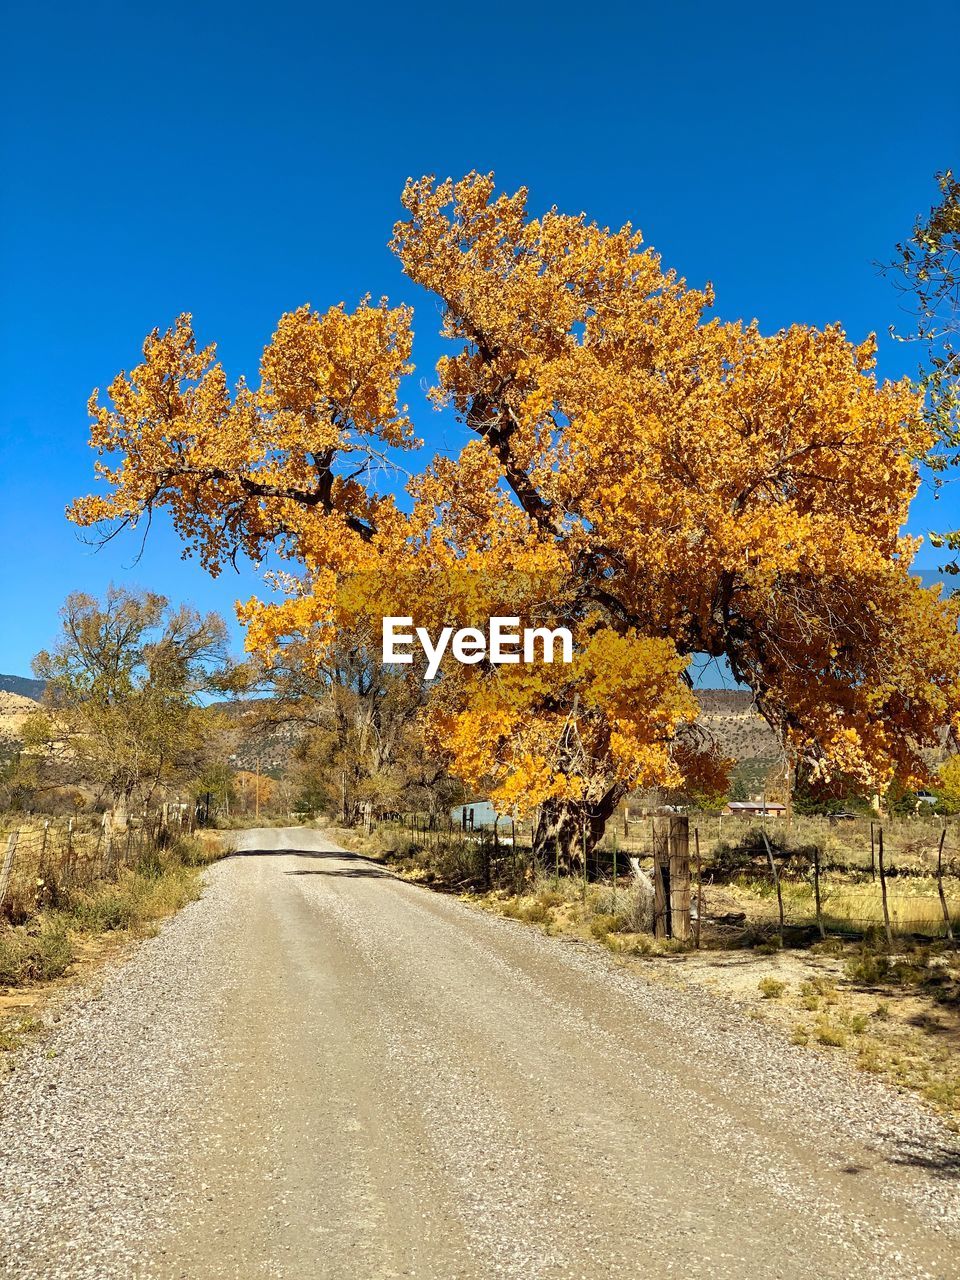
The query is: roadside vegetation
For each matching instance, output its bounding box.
[0,585,239,1055]
[0,829,222,981]
[0,822,226,1057]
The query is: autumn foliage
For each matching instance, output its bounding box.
[71,173,960,852]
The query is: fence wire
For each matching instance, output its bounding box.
[0,809,195,922]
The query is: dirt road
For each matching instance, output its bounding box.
[2,827,959,1278]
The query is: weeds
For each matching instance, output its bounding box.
[0,917,75,985]
[845,950,891,985]
[590,912,625,940]
[815,1020,847,1048]
[0,833,223,992]
[0,1015,42,1053]
[758,976,786,999]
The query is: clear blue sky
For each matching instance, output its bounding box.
[1,0,957,676]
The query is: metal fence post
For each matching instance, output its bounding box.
[0,831,20,910]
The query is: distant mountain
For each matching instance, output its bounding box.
[0,674,44,702]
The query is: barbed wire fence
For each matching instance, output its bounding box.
[0,806,197,924]
[370,809,960,944]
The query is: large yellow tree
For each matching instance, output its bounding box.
[71,174,960,856]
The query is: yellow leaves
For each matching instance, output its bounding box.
[70,172,960,811]
[70,300,418,578]
[258,299,418,450]
[415,623,697,817]
[936,756,960,809]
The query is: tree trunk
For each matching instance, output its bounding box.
[110,788,132,833]
[532,785,624,869]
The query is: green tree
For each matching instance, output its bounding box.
[30,587,230,824]
[888,169,960,566]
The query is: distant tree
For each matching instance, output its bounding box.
[728,775,749,803]
[934,756,960,815]
[887,170,960,567]
[189,761,236,820]
[30,587,230,824]
[232,769,277,815]
[0,743,37,812]
[265,625,459,825]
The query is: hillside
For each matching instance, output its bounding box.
[695,689,781,763]
[0,674,44,701]
[217,687,781,781]
[214,700,309,776]
[0,690,38,746]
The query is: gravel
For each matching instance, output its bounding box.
[0,826,958,1279]
[0,869,240,1278]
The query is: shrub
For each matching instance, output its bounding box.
[33,917,74,979]
[0,919,74,984]
[845,951,891,985]
[800,975,838,1002]
[0,927,27,984]
[815,1020,847,1048]
[590,912,624,940]
[520,900,552,925]
[758,976,786,999]
[624,879,654,933]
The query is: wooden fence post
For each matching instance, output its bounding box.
[694,827,702,949]
[761,830,785,947]
[668,815,690,942]
[582,822,588,903]
[936,827,954,945]
[612,831,618,915]
[869,821,877,881]
[813,845,825,939]
[651,816,691,940]
[878,826,893,946]
[652,816,670,939]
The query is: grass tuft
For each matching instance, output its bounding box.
[758,976,787,999]
[815,1019,847,1048]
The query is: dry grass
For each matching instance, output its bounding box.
[758,976,786,999]
[0,832,225,997]
[724,871,960,940]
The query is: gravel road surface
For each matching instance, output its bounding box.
[1,826,959,1278]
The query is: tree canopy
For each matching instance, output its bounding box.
[30,587,230,821]
[70,173,960,851]
[887,168,960,567]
